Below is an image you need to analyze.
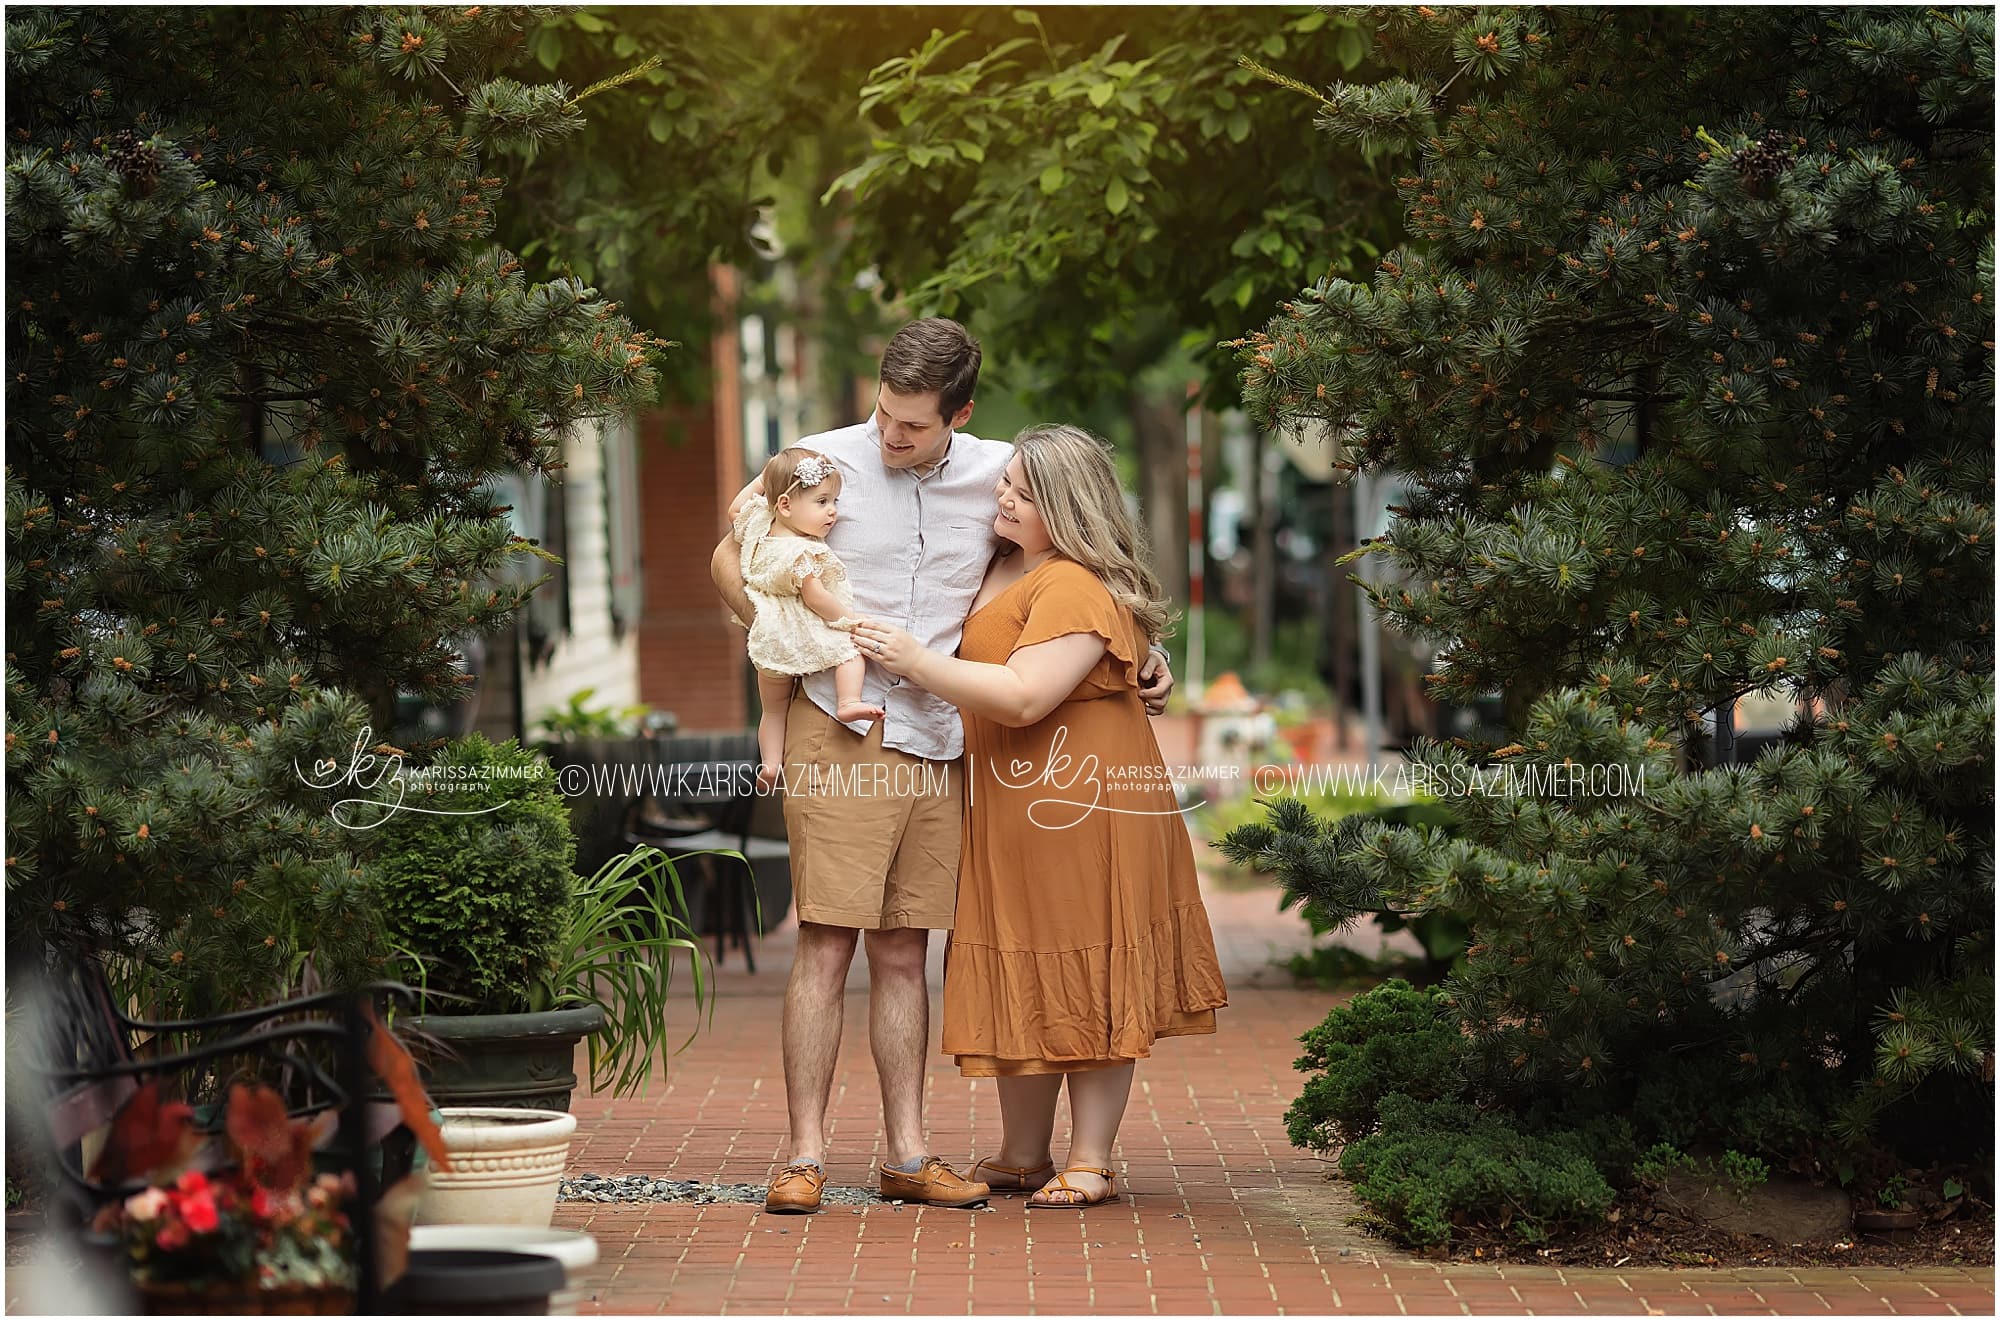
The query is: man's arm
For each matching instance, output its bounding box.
[711,534,755,626]
[1138,645,1175,716]
[725,473,765,521]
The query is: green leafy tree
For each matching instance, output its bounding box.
[816,7,1404,605]
[493,7,843,396]
[828,7,1394,407]
[5,7,663,1011]
[1225,6,1993,1164]
[496,8,1015,410]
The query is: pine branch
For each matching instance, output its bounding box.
[1573,389,1681,404]
[1238,56,1335,110]
[220,389,327,404]
[567,55,665,110]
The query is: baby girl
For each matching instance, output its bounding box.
[730,448,885,788]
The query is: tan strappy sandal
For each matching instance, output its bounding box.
[1026,1164,1119,1209]
[969,1155,1059,1195]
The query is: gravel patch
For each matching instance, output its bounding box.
[559,1173,898,1207]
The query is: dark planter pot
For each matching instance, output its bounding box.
[1853,1205,1924,1233]
[385,1248,566,1315]
[401,1005,606,1113]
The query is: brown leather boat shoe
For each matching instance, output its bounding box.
[877,1156,990,1207]
[764,1161,826,1214]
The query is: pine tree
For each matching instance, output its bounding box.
[5,8,665,1012]
[1226,8,1993,1159]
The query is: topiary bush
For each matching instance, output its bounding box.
[366,735,576,1014]
[1339,1095,1617,1248]
[1286,979,1468,1151]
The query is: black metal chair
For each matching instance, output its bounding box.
[19,952,417,1312]
[620,732,778,972]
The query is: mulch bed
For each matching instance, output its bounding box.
[1409,1189,1995,1270]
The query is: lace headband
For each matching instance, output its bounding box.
[783,454,836,494]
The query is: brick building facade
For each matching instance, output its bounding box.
[634,266,751,732]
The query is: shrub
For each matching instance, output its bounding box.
[1621,1052,1835,1166]
[1719,1150,1772,1202]
[1199,783,1385,847]
[1286,979,1466,1151]
[1233,3,1995,1167]
[1633,1142,1771,1206]
[4,8,662,1015]
[1283,942,1411,989]
[367,736,576,1014]
[1222,797,1472,985]
[1339,1095,1616,1248]
[1362,803,1471,978]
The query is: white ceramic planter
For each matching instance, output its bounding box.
[417,1106,578,1229]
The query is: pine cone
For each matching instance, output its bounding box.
[107,129,160,197]
[1734,128,1791,195]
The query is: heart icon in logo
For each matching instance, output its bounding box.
[315,758,336,777]
[1009,759,1033,778]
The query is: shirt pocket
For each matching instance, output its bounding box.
[927,519,996,593]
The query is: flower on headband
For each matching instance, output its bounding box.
[788,455,835,491]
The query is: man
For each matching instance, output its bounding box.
[710,317,1177,1214]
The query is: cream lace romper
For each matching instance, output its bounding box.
[734,503,860,676]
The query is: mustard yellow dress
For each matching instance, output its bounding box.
[942,559,1228,1076]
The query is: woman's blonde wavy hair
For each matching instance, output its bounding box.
[1013,423,1177,645]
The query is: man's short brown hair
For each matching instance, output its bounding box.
[879,318,981,422]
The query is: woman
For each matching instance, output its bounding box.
[852,423,1227,1210]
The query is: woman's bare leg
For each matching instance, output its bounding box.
[1035,1063,1135,1204]
[993,1074,1063,1173]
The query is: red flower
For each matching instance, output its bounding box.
[174,1169,210,1196]
[155,1220,189,1252]
[250,1185,274,1221]
[180,1189,220,1234]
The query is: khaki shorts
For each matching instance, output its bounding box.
[781,691,962,930]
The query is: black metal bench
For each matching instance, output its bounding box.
[17,952,417,1311]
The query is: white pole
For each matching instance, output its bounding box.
[1185,383,1204,699]
[1354,470,1383,760]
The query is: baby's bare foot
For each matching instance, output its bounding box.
[835,701,885,725]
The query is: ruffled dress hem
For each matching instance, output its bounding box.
[940,902,1227,1076]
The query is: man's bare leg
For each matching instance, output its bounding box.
[781,921,860,1164]
[863,926,930,1166]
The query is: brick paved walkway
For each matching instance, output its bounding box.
[553,872,1994,1315]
